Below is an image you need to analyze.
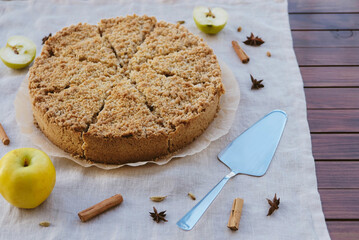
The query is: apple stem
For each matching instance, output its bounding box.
[23,158,29,167]
[206,8,216,18]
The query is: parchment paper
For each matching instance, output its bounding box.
[14,61,240,169]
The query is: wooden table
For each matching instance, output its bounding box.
[288,0,359,239]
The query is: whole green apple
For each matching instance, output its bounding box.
[0,148,56,209]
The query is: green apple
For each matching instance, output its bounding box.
[0,148,56,209]
[193,6,228,34]
[0,36,36,69]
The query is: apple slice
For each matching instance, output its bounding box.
[193,6,228,34]
[0,36,36,69]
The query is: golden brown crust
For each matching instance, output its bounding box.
[83,133,169,164]
[169,94,220,152]
[32,104,84,156]
[29,16,225,164]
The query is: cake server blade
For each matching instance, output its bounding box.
[177,110,287,230]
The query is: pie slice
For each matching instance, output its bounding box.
[31,61,124,156]
[83,80,169,164]
[130,66,221,151]
[129,21,204,72]
[29,56,118,98]
[147,45,224,90]
[98,15,157,71]
[41,23,118,67]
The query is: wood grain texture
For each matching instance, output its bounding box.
[308,110,359,132]
[327,221,359,240]
[316,161,359,188]
[288,0,359,237]
[319,189,359,219]
[288,0,359,13]
[295,48,359,66]
[305,88,359,109]
[289,14,359,30]
[292,31,359,47]
[312,134,359,159]
[301,67,359,87]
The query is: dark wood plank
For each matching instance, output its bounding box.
[312,134,359,160]
[327,221,359,240]
[308,110,359,132]
[288,0,359,13]
[292,31,359,47]
[316,162,359,188]
[305,88,359,109]
[289,14,359,30]
[301,67,359,87]
[288,0,359,236]
[295,48,359,66]
[319,189,359,219]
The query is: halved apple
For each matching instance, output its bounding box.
[0,36,36,69]
[193,7,228,34]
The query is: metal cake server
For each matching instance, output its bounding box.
[177,110,287,231]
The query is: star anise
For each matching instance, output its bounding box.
[266,193,280,216]
[42,33,52,45]
[149,207,168,223]
[250,75,264,90]
[243,33,265,46]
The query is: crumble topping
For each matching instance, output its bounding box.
[29,16,225,162]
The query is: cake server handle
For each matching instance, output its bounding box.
[176,171,236,231]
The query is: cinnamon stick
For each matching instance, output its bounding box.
[227,198,244,231]
[232,41,250,63]
[78,194,123,222]
[0,123,10,145]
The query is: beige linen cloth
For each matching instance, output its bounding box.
[0,0,330,239]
